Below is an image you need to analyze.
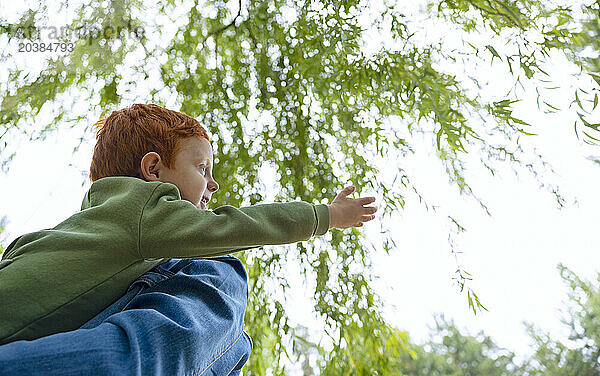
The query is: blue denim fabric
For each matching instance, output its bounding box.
[0,256,253,375]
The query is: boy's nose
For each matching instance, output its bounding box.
[208,180,219,193]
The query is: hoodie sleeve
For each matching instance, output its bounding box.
[138,182,330,259]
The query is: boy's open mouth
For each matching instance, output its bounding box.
[199,197,208,209]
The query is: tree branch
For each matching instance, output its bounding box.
[492,0,524,29]
[467,0,524,30]
[204,0,243,41]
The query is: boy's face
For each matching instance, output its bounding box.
[141,136,219,210]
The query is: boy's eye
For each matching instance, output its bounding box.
[198,166,206,174]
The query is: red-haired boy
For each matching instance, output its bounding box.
[0,104,377,361]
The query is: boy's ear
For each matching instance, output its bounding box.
[140,152,162,181]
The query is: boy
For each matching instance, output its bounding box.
[0,103,378,345]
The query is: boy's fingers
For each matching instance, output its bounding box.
[364,206,377,214]
[361,214,375,222]
[338,186,355,198]
[359,197,376,204]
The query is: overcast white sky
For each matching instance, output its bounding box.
[2,0,600,367]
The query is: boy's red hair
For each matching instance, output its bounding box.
[89,104,210,182]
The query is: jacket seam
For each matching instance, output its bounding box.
[138,183,165,259]
[2,235,24,259]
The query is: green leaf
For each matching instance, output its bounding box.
[575,90,584,112]
[588,72,600,86]
[543,101,560,112]
[467,290,475,315]
[471,291,488,312]
[436,127,443,150]
[579,113,600,131]
[485,45,502,62]
[582,129,600,142]
[517,128,537,136]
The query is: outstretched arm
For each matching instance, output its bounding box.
[140,182,330,259]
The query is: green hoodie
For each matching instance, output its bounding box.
[0,176,329,345]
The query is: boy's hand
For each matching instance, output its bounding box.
[327,185,377,229]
